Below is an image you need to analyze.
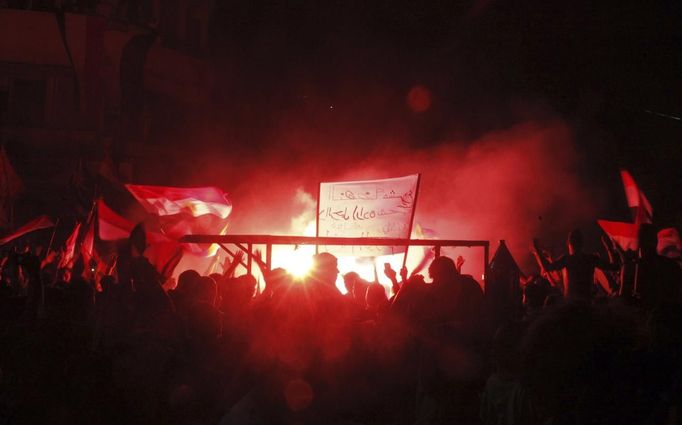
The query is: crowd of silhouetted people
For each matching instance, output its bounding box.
[0,223,680,425]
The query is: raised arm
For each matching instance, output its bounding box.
[596,235,621,271]
[532,238,564,272]
[383,263,400,296]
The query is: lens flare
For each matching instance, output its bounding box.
[271,221,317,280]
[287,247,315,278]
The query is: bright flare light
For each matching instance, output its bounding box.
[271,221,317,280]
[270,220,427,294]
[287,246,315,278]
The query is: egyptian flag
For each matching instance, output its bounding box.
[620,170,653,224]
[0,215,54,245]
[598,220,640,251]
[59,222,82,268]
[158,213,228,256]
[98,200,182,273]
[125,185,232,219]
[125,184,231,256]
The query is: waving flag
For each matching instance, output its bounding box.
[59,222,82,268]
[158,213,228,256]
[620,170,653,224]
[598,219,640,251]
[98,199,169,244]
[98,200,184,273]
[0,215,54,245]
[98,199,136,241]
[125,185,231,257]
[80,215,96,263]
[125,184,232,218]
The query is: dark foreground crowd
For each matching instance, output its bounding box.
[0,225,681,425]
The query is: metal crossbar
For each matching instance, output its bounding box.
[181,234,490,281]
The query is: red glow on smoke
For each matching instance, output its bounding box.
[178,116,595,280]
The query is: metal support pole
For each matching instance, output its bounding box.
[247,243,252,275]
[483,242,490,292]
[217,243,248,269]
[265,243,272,271]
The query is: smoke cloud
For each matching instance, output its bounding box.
[185,115,595,276]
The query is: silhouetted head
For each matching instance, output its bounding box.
[196,276,218,306]
[428,256,458,283]
[311,252,339,286]
[524,276,550,309]
[236,274,257,300]
[366,283,388,310]
[267,267,289,293]
[342,271,360,294]
[567,229,584,254]
[177,269,201,293]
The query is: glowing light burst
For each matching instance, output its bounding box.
[280,245,316,279]
[270,220,425,295]
[271,221,317,280]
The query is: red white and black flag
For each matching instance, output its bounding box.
[125,185,232,219]
[125,184,232,257]
[598,219,640,251]
[620,170,653,224]
[97,199,184,274]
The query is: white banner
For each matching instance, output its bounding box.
[317,174,420,256]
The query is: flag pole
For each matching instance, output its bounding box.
[315,182,321,255]
[402,174,421,270]
[44,217,60,259]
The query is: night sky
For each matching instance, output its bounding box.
[185,0,682,226]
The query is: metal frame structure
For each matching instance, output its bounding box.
[181,234,490,281]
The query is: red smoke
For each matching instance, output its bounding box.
[189,118,595,278]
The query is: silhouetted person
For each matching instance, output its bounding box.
[343,271,370,307]
[365,282,389,319]
[533,229,620,302]
[635,224,682,309]
[415,257,485,425]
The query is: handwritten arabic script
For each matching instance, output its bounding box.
[318,174,419,256]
